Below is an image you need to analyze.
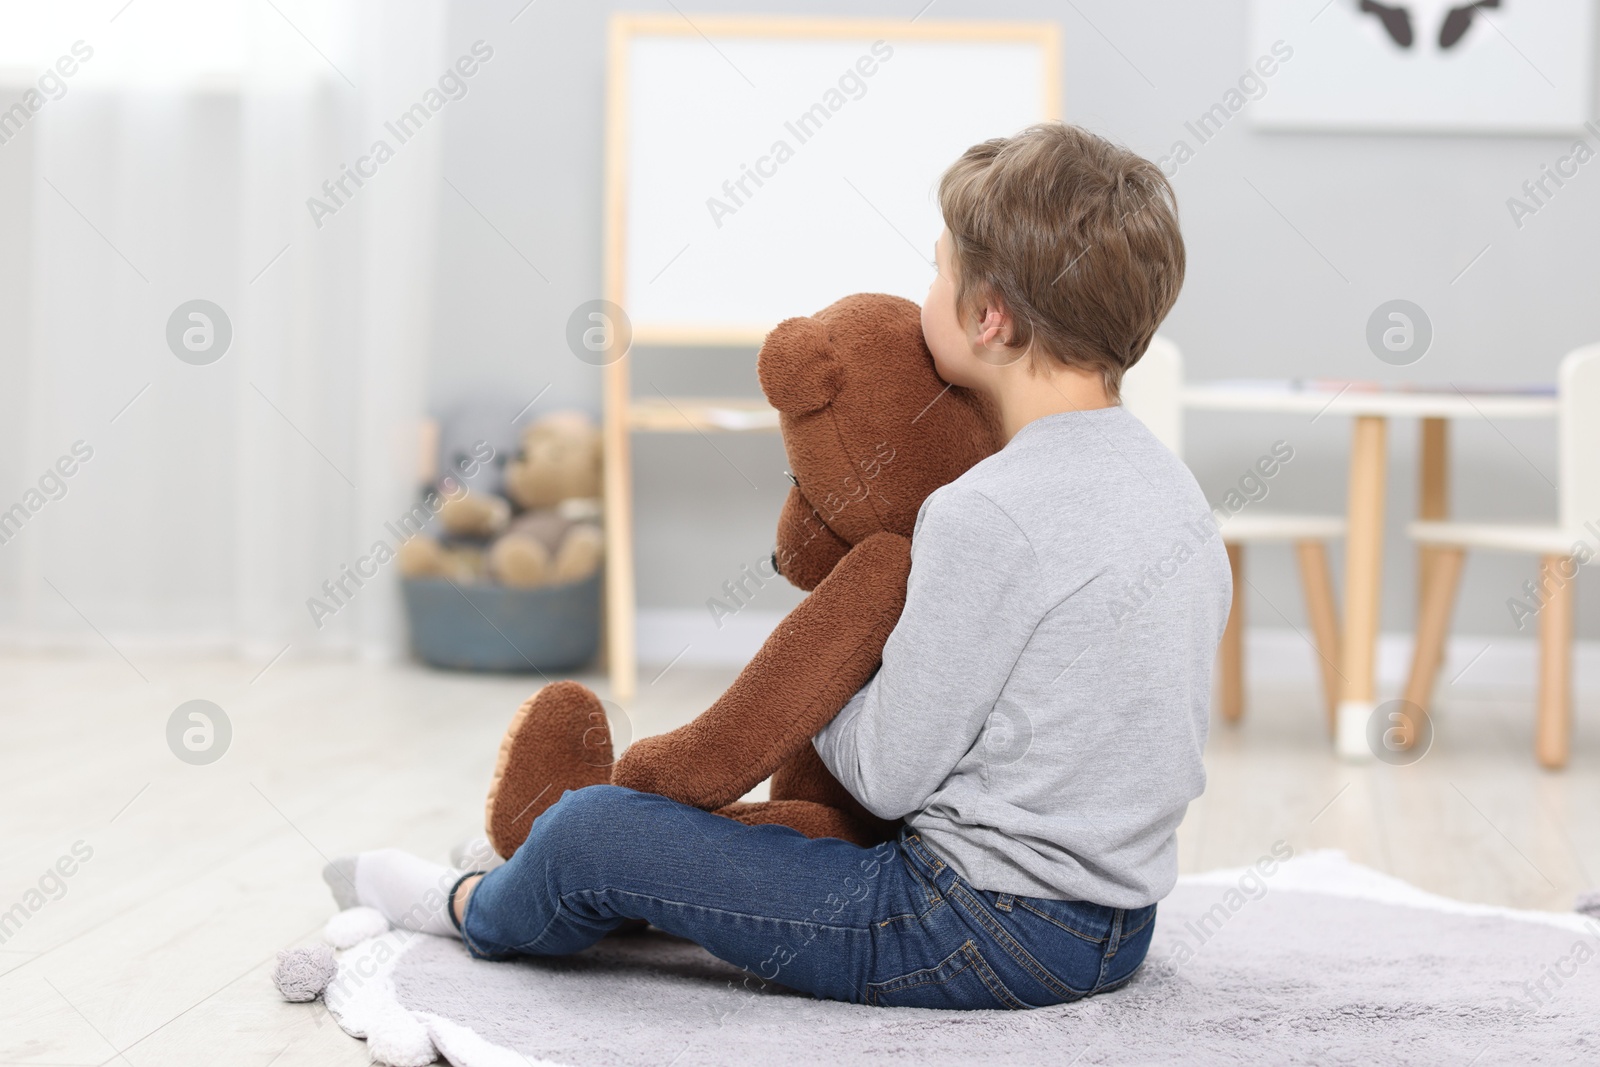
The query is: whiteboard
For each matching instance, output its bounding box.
[606,17,1060,343]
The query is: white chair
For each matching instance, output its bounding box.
[1403,343,1599,769]
[1123,337,1346,728]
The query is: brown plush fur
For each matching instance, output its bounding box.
[484,681,613,853]
[484,293,998,856]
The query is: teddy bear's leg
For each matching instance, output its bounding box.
[768,745,900,844]
[488,534,552,589]
[715,800,897,848]
[770,743,859,809]
[551,525,604,583]
[485,680,614,858]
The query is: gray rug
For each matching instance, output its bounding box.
[323,852,1600,1066]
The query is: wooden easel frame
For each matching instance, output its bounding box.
[601,13,1062,699]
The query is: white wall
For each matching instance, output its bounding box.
[432,0,1600,652]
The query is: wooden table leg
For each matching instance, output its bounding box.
[1294,539,1342,734]
[1401,545,1466,736]
[1337,416,1388,758]
[1219,542,1245,723]
[1417,417,1448,614]
[1536,554,1575,770]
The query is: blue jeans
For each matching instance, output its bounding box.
[458,785,1156,1009]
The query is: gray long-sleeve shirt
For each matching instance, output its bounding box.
[814,405,1231,909]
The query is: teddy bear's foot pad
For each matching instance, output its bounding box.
[485,680,613,858]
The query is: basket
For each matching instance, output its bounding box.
[400,572,601,672]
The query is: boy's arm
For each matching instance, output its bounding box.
[813,487,1041,820]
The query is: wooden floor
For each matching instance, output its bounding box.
[1,651,1594,1065]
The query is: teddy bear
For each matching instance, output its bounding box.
[438,492,510,539]
[503,411,602,511]
[480,292,1000,854]
[395,536,487,583]
[487,410,603,587]
[488,504,605,589]
[396,412,604,589]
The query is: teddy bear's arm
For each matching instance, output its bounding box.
[771,486,851,591]
[611,531,911,811]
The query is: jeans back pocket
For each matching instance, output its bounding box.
[867,940,1026,1010]
[1095,904,1158,992]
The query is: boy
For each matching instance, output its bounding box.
[331,123,1230,1009]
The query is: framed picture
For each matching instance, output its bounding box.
[1251,0,1596,132]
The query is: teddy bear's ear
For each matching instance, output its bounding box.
[757,316,843,415]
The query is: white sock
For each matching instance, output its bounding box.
[324,849,467,938]
[450,835,506,873]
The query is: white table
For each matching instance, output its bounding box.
[1184,381,1558,757]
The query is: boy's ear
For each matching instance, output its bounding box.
[972,294,1028,366]
[974,298,1012,348]
[757,316,843,414]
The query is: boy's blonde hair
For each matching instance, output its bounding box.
[938,123,1185,398]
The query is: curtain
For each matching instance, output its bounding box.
[0,0,446,663]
